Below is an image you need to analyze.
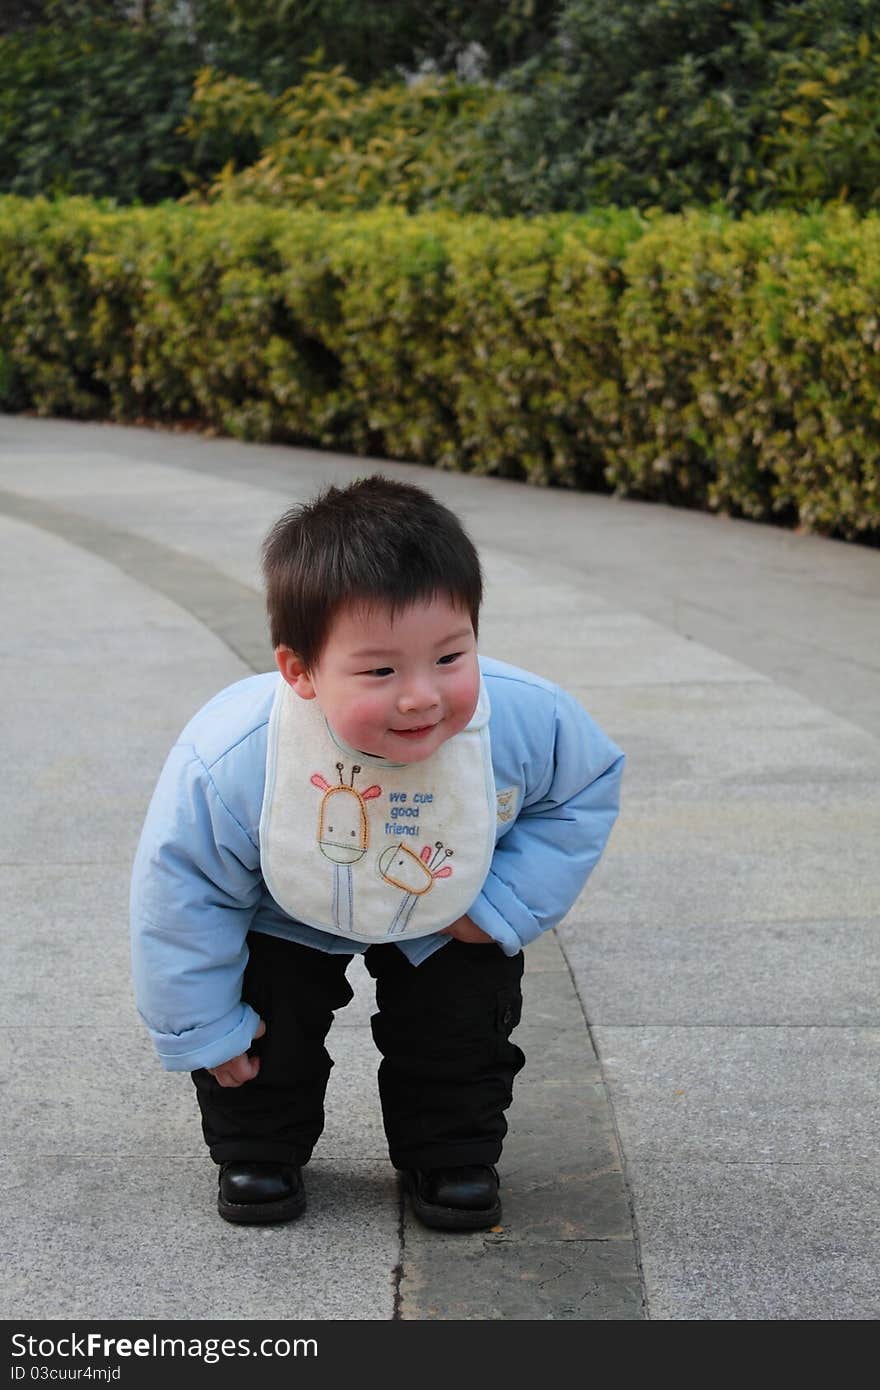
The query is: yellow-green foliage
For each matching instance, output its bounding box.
[760,32,880,211]
[0,197,877,542]
[610,206,880,538]
[0,196,129,416]
[182,67,500,213]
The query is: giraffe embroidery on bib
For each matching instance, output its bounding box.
[379,840,454,935]
[310,762,382,932]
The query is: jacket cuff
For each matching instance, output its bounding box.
[150,1002,262,1073]
[466,874,537,956]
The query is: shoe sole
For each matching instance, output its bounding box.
[218,1191,307,1225]
[401,1172,501,1232]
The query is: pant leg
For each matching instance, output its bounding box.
[365,939,525,1170]
[191,932,353,1166]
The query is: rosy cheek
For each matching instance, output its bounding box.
[347,693,385,729]
[457,667,480,704]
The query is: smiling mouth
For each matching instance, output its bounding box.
[391,724,437,736]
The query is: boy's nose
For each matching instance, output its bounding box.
[397,681,439,714]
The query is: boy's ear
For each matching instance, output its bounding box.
[275,646,316,699]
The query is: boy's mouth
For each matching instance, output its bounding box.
[390,724,437,738]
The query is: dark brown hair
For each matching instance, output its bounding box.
[262,475,482,668]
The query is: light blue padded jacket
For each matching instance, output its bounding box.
[130,656,624,1072]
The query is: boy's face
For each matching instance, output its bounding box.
[276,595,480,764]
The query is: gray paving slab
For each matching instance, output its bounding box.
[2,865,131,1028]
[628,1162,880,1321]
[399,1234,643,1321]
[581,681,880,789]
[573,844,877,926]
[2,414,879,1321]
[485,612,770,688]
[591,1025,880,1163]
[3,1028,205,1159]
[1,1157,399,1320]
[559,916,880,1026]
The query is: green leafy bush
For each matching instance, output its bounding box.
[1,197,877,541]
[0,20,197,202]
[182,66,502,213]
[0,197,110,414]
[760,30,880,210]
[5,4,880,219]
[486,0,880,215]
[606,206,880,539]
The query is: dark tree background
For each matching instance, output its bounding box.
[2,1,880,209]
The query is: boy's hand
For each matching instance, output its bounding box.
[441,915,494,944]
[207,1019,266,1088]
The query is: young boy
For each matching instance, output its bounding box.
[130,476,624,1232]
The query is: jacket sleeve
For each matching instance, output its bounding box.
[130,743,265,1072]
[466,687,624,956]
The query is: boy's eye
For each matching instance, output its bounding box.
[363,667,394,678]
[437,652,462,666]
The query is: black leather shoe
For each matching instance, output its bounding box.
[218,1161,306,1225]
[402,1165,501,1231]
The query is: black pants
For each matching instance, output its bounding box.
[191,931,525,1170]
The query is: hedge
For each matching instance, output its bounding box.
[0,196,878,542]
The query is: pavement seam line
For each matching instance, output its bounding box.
[392,1179,406,1321]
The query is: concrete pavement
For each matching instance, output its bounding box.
[1,415,878,1320]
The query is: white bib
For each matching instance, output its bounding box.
[260,679,496,943]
